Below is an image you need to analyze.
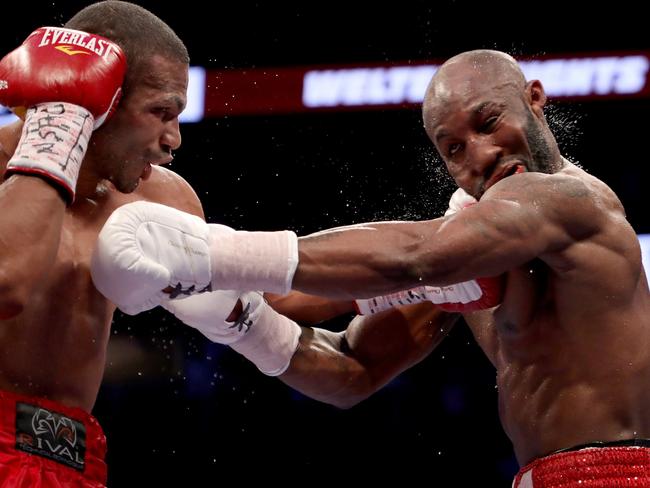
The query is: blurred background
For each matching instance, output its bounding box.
[3,1,649,485]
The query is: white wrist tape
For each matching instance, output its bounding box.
[355,281,483,315]
[209,224,298,295]
[6,102,94,203]
[355,287,430,315]
[231,291,302,376]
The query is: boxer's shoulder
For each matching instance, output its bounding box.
[79,166,203,227]
[133,165,203,218]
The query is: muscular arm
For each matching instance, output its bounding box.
[292,172,598,299]
[279,302,459,408]
[0,122,67,318]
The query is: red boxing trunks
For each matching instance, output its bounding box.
[512,441,650,487]
[0,389,107,487]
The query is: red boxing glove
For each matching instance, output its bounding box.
[0,26,126,127]
[432,276,504,312]
[0,27,127,202]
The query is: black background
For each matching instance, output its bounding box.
[3,1,648,485]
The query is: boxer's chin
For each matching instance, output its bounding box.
[111,177,140,194]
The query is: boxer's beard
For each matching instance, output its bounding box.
[525,111,555,174]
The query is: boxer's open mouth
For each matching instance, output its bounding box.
[485,163,525,191]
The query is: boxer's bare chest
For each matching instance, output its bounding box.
[18,190,139,333]
[0,198,120,401]
[56,211,102,291]
[22,203,116,333]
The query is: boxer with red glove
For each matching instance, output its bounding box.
[0,3,194,485]
[0,27,126,203]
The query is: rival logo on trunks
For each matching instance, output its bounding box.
[15,402,86,471]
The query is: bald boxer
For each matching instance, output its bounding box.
[94,50,650,487]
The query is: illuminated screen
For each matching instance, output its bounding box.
[2,53,649,121]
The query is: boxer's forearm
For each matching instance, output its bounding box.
[279,327,374,409]
[293,198,545,299]
[0,175,65,318]
[280,303,458,409]
[264,291,356,325]
[293,220,446,300]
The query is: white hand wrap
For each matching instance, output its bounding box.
[355,279,499,314]
[91,201,299,315]
[208,224,298,297]
[6,102,94,203]
[163,290,301,376]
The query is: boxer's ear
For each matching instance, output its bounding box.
[526,79,547,115]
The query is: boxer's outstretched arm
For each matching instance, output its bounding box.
[279,303,459,408]
[293,174,597,299]
[90,173,596,314]
[292,209,524,299]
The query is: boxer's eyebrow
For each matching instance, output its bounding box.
[470,101,506,117]
[471,101,493,116]
[435,129,449,143]
[169,95,186,113]
[152,95,186,113]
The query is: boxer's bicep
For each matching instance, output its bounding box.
[403,199,549,285]
[424,188,581,283]
[475,174,601,267]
